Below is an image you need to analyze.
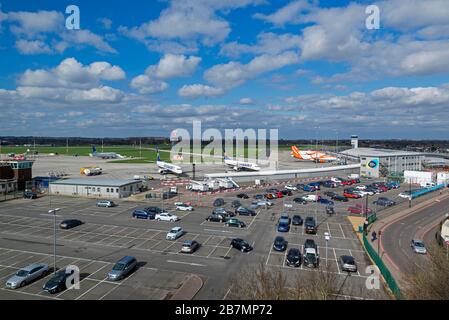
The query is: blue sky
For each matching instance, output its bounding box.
[1,0,449,139]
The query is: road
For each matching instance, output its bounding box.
[380,195,449,280]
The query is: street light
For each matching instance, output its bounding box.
[324,232,330,267]
[48,208,61,274]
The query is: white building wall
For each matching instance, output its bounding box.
[404,170,434,187]
[50,182,142,198]
[437,172,449,185]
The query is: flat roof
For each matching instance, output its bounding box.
[50,178,141,187]
[341,148,424,158]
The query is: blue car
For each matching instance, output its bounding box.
[132,209,155,219]
[302,185,316,192]
[318,198,334,206]
[277,218,291,232]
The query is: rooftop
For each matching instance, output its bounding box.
[50,178,141,187]
[340,148,424,158]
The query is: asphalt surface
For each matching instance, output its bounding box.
[0,176,392,300]
[380,194,449,280]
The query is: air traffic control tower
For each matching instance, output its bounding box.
[351,135,359,149]
[0,160,34,190]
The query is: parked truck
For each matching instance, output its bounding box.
[80,166,102,176]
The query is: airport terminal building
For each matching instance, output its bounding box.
[49,178,143,198]
[340,148,424,178]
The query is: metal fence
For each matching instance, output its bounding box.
[0,190,21,202]
[411,183,446,199]
[362,233,402,300]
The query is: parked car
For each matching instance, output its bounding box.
[273,236,287,251]
[326,206,335,215]
[355,185,367,190]
[302,184,316,192]
[276,191,284,198]
[304,239,318,251]
[155,212,179,222]
[303,194,320,202]
[266,188,279,194]
[347,206,372,215]
[308,182,321,190]
[42,268,73,294]
[386,182,400,189]
[304,217,317,234]
[213,207,234,216]
[175,203,193,211]
[235,206,256,216]
[225,218,246,228]
[96,200,115,207]
[144,206,167,215]
[213,198,225,207]
[166,227,185,240]
[317,198,334,206]
[410,239,427,254]
[6,263,49,289]
[254,194,265,200]
[254,199,273,207]
[293,197,307,204]
[132,209,155,220]
[206,214,227,222]
[343,191,362,199]
[398,192,412,199]
[231,200,242,209]
[181,240,200,253]
[264,193,276,200]
[339,255,357,272]
[286,248,302,267]
[59,219,83,230]
[325,191,338,198]
[292,215,303,225]
[230,238,253,252]
[281,189,293,196]
[331,195,349,202]
[107,256,137,281]
[303,248,319,268]
[284,185,297,191]
[339,179,352,186]
[323,181,338,188]
[237,193,249,199]
[277,218,291,232]
[373,197,396,207]
[23,191,37,199]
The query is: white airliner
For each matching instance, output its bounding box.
[156,150,183,175]
[224,153,261,171]
[90,146,124,159]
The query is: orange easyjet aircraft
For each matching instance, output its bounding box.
[291,146,337,163]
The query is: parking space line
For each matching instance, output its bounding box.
[98,271,138,300]
[333,248,341,274]
[265,247,273,265]
[339,224,346,239]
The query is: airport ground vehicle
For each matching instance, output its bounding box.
[373,197,396,207]
[80,166,102,176]
[235,207,256,216]
[155,212,179,222]
[225,218,246,228]
[6,263,49,289]
[166,227,185,240]
[303,248,319,268]
[43,268,73,294]
[107,256,137,281]
[132,209,155,220]
[97,200,115,207]
[304,217,317,234]
[292,215,303,225]
[230,238,253,252]
[273,236,287,251]
[23,191,37,199]
[411,239,427,254]
[339,255,358,272]
[59,219,83,229]
[181,240,200,253]
[286,248,302,267]
[175,203,193,211]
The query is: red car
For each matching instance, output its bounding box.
[276,191,284,198]
[349,179,359,184]
[340,179,352,186]
[347,206,372,214]
[343,192,361,199]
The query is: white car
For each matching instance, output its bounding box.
[155,212,179,222]
[398,192,412,199]
[355,185,367,190]
[176,203,193,211]
[284,185,297,191]
[354,190,373,197]
[166,227,185,240]
[256,199,274,206]
[303,195,319,202]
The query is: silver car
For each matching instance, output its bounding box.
[107,256,137,281]
[6,263,49,289]
[339,255,358,272]
[411,239,427,254]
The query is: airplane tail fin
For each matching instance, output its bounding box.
[92,146,97,154]
[156,147,161,161]
[223,148,230,160]
[291,146,303,159]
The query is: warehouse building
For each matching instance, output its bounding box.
[340,148,424,178]
[50,178,143,198]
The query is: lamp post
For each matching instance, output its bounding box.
[48,208,61,274]
[324,232,330,267]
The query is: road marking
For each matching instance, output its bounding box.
[166,260,206,267]
[203,229,233,234]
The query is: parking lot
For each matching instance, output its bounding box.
[0,175,406,300]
